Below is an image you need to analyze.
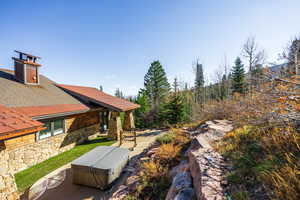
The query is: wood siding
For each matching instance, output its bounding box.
[65,111,100,133]
[4,134,35,150]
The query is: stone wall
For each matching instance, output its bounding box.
[108,111,122,140]
[123,111,135,131]
[0,111,101,200]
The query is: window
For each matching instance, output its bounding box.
[37,119,65,140]
[38,121,52,140]
[53,119,64,135]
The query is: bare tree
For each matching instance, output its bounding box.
[241,36,266,72]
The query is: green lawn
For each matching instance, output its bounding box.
[15,137,115,192]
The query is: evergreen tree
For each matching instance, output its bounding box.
[161,94,185,125]
[220,74,228,100]
[173,77,179,93]
[194,62,205,105]
[231,57,246,94]
[115,88,124,98]
[144,61,170,110]
[195,62,204,88]
[99,85,103,91]
[134,89,150,127]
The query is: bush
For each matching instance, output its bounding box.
[156,132,175,144]
[136,160,170,200]
[155,143,181,166]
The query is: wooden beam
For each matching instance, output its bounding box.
[0,126,45,141]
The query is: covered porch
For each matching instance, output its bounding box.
[56,84,140,141]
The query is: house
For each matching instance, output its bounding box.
[0,51,139,200]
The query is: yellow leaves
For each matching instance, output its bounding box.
[278,96,287,103]
[294,104,300,111]
[276,84,288,91]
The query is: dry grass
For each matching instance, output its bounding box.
[126,128,191,200]
[155,143,181,165]
[214,125,300,199]
[198,75,300,199]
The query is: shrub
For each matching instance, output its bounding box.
[156,132,175,144]
[155,143,181,166]
[137,160,170,200]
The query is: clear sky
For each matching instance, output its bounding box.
[1,0,300,95]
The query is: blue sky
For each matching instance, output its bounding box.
[0,0,300,95]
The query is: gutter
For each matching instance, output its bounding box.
[32,109,89,120]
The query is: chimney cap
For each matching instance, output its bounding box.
[14,50,41,59]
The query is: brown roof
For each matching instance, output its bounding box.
[57,84,140,112]
[0,104,45,140]
[0,69,83,108]
[13,104,89,118]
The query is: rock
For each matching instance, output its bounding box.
[146,147,159,156]
[166,184,177,200]
[169,160,189,179]
[166,172,193,200]
[174,188,196,200]
[0,176,6,190]
[188,150,202,200]
[173,172,192,191]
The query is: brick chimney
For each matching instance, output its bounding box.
[12,51,41,85]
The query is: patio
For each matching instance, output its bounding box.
[21,129,166,200]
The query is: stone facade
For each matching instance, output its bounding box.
[108,111,123,140]
[0,111,101,200]
[123,111,135,131]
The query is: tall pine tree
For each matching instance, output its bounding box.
[194,62,205,105]
[231,57,246,94]
[144,61,170,110]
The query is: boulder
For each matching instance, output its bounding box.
[174,188,196,200]
[166,172,193,200]
[169,160,189,179]
[173,172,192,191]
[188,150,202,200]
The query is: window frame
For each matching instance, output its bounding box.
[37,118,65,141]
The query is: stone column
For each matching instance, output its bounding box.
[108,112,123,140]
[123,110,135,131]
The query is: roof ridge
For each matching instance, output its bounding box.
[56,83,98,90]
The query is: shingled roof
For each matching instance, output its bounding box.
[0,104,45,140]
[0,69,82,108]
[13,104,89,119]
[56,84,140,112]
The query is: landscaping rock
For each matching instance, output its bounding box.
[174,188,196,200]
[187,120,233,200]
[166,172,193,200]
[169,160,189,179]
[188,150,202,200]
[173,172,192,191]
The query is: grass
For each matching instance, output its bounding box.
[127,128,191,199]
[14,137,115,192]
[155,132,175,144]
[214,125,300,200]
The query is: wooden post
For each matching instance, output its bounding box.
[119,130,123,146]
[133,130,137,147]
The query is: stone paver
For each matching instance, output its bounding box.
[24,129,166,200]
